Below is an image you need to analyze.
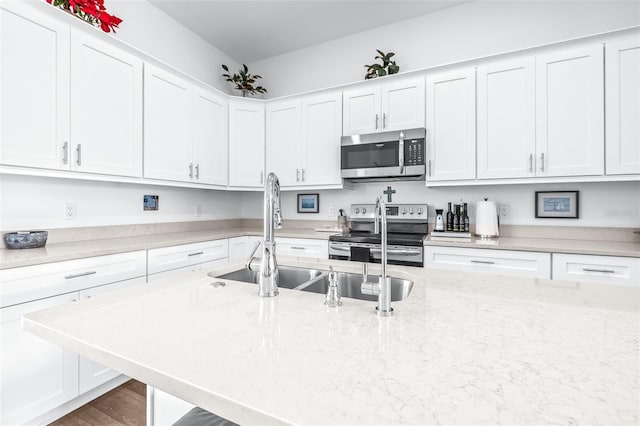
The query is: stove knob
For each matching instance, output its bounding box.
[355,208,360,214]
[409,208,415,215]
[401,207,407,214]
[417,207,423,214]
[362,208,367,214]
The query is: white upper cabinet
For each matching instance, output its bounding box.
[0,4,70,170]
[193,88,228,185]
[144,65,193,182]
[228,99,265,188]
[426,68,476,181]
[266,99,301,186]
[70,31,143,177]
[605,37,640,175]
[343,77,424,136]
[145,65,227,185]
[535,45,604,177]
[300,92,342,186]
[477,58,536,179]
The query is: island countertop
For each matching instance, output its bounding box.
[23,258,640,425]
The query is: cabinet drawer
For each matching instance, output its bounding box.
[0,251,147,308]
[276,238,328,259]
[147,259,227,283]
[424,246,551,279]
[552,253,640,286]
[147,240,228,275]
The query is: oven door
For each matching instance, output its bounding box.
[329,242,423,267]
[340,141,401,178]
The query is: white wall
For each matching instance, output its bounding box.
[19,0,241,93]
[0,175,243,230]
[241,181,640,228]
[249,1,640,97]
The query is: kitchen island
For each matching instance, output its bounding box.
[23,258,639,425]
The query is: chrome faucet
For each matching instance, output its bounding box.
[247,172,283,297]
[361,196,393,316]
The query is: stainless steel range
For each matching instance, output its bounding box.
[329,203,428,267]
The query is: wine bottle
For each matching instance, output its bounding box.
[463,203,470,232]
[453,204,460,232]
[446,203,453,231]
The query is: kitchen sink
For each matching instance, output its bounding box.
[211,266,323,290]
[299,273,413,302]
[212,266,413,302]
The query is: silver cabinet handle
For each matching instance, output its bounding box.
[65,271,96,279]
[375,114,379,130]
[330,246,351,252]
[195,164,200,179]
[296,169,300,182]
[188,251,204,257]
[189,163,193,179]
[539,153,545,172]
[260,171,264,184]
[301,168,305,182]
[76,144,82,166]
[529,153,533,173]
[62,142,69,165]
[428,160,432,177]
[470,260,495,265]
[290,246,306,250]
[383,113,386,129]
[582,268,615,273]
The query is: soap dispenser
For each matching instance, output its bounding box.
[325,266,342,307]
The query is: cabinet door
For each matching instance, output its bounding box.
[1,292,79,425]
[144,65,193,182]
[228,100,265,187]
[477,58,535,179]
[426,69,476,181]
[70,31,143,177]
[301,92,342,186]
[552,253,640,287]
[193,88,228,185]
[0,4,70,170]
[605,37,640,175]
[342,87,380,136]
[78,277,145,394]
[228,236,249,262]
[266,99,301,187]
[381,78,425,132]
[535,45,604,177]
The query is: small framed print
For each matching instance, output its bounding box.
[535,191,579,219]
[143,195,159,211]
[297,193,319,213]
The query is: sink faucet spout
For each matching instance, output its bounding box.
[256,172,283,297]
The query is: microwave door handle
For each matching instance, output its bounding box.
[398,131,405,174]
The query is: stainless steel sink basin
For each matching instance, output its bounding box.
[212,266,323,290]
[299,273,413,302]
[212,267,413,301]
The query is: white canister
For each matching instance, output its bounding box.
[475,198,499,238]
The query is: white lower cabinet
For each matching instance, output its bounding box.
[552,253,640,286]
[276,237,328,259]
[0,292,79,426]
[147,240,229,277]
[228,236,250,262]
[424,246,551,279]
[78,277,146,394]
[150,386,195,426]
[147,259,227,283]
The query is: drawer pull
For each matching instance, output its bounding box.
[188,251,204,257]
[65,271,97,279]
[470,260,495,265]
[582,268,615,274]
[290,246,306,250]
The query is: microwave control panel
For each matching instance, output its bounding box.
[404,139,425,166]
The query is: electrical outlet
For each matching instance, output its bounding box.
[195,204,203,217]
[498,204,510,220]
[328,206,335,217]
[64,202,77,220]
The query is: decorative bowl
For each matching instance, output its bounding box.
[4,231,48,249]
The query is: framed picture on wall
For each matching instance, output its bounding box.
[297,193,319,213]
[535,191,579,219]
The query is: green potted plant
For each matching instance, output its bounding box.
[221,64,267,97]
[364,50,400,80]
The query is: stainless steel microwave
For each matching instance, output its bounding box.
[340,128,426,179]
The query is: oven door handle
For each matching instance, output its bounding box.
[370,248,420,255]
[330,245,351,252]
[398,131,405,175]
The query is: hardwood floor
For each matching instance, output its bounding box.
[50,380,146,426]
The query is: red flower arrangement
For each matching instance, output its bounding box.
[46,0,122,33]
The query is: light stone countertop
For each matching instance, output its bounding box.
[24,258,640,426]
